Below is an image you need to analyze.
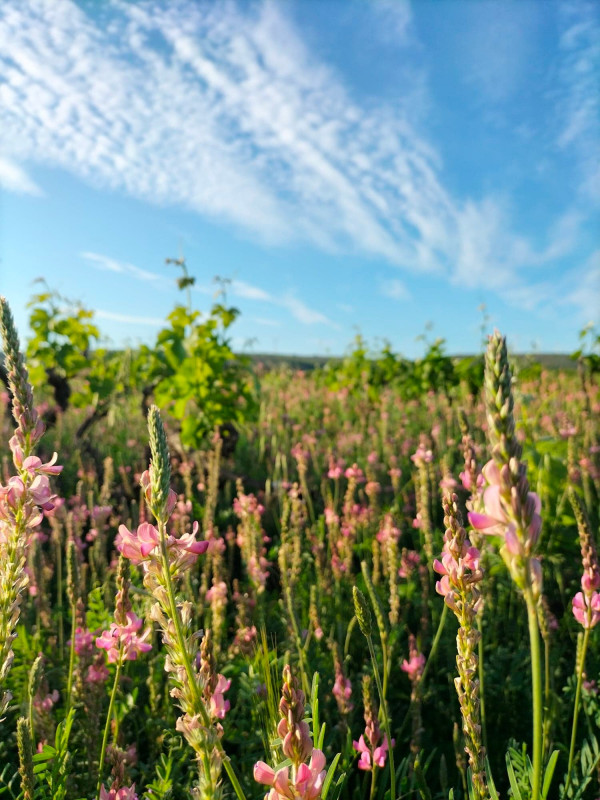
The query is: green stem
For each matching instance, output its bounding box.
[65,597,77,712]
[367,635,396,800]
[96,657,122,798]
[542,637,551,757]
[525,593,543,800]
[285,586,310,699]
[477,624,487,754]
[417,603,448,689]
[565,626,591,796]
[56,536,64,662]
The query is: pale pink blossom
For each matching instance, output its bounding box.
[99,785,138,800]
[401,652,425,681]
[254,749,326,800]
[353,734,392,771]
[209,674,231,720]
[572,591,600,629]
[96,612,152,663]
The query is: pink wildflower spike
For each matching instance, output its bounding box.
[116,522,160,563]
[209,674,231,720]
[99,785,138,800]
[401,652,426,681]
[353,734,372,770]
[573,591,600,629]
[295,749,327,799]
[253,761,276,786]
[373,735,392,768]
[20,453,63,476]
[96,612,152,663]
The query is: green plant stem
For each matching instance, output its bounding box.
[477,625,487,754]
[56,536,64,661]
[369,763,378,800]
[65,596,77,712]
[564,626,591,796]
[543,638,551,757]
[96,656,122,798]
[367,635,396,800]
[525,592,543,800]
[417,603,448,689]
[284,587,310,699]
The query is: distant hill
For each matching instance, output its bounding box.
[244,351,577,372]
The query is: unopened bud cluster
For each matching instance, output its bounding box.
[434,492,487,800]
[0,298,62,719]
[469,331,543,600]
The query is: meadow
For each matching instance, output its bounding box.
[0,288,598,800]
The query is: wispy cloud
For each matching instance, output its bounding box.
[230,277,336,327]
[0,156,43,195]
[251,316,281,327]
[380,278,410,301]
[95,309,164,326]
[556,1,600,201]
[80,251,162,283]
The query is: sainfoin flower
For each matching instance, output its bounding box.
[99,785,138,800]
[353,734,391,771]
[468,460,541,551]
[572,592,600,629]
[96,612,152,663]
[116,521,208,570]
[401,651,425,682]
[254,749,326,800]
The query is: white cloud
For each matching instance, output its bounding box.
[556,1,600,202]
[95,309,164,326]
[380,278,410,301]
[231,279,272,302]
[80,251,162,283]
[251,316,280,327]
[280,294,338,327]
[0,157,43,195]
[230,277,336,327]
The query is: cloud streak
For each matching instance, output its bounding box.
[80,251,162,282]
[0,157,43,195]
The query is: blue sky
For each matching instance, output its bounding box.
[0,0,598,357]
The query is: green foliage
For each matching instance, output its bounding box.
[26,286,100,386]
[25,286,135,421]
[32,710,79,800]
[560,735,600,799]
[572,323,600,375]
[317,333,482,400]
[138,266,256,449]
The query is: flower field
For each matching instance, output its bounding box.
[0,294,598,800]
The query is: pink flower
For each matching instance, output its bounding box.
[116,521,208,569]
[254,749,326,800]
[96,612,152,663]
[69,627,95,655]
[116,522,160,564]
[411,444,433,465]
[468,460,541,550]
[87,661,110,683]
[209,674,231,720]
[352,734,393,771]
[572,591,600,629]
[99,785,138,800]
[401,652,425,681]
